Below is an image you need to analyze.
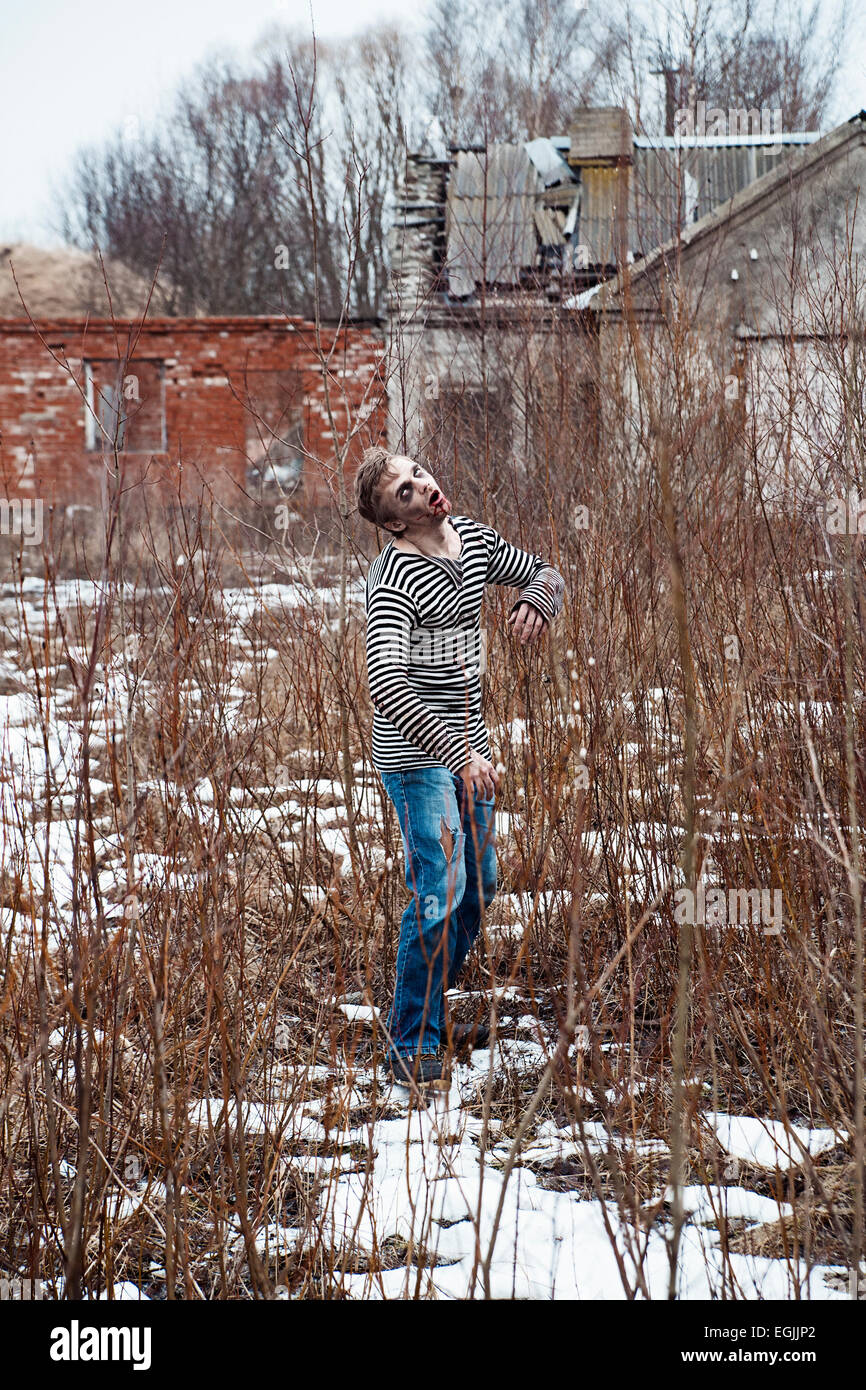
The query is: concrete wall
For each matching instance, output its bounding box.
[596,126,866,499]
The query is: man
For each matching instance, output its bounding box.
[355,446,565,1090]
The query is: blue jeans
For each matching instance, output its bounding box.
[380,766,498,1061]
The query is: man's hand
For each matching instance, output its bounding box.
[507,601,548,646]
[458,748,500,800]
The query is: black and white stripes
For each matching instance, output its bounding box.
[363,514,565,776]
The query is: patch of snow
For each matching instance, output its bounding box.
[337,1004,380,1025]
[703,1113,846,1171]
[664,1184,794,1227]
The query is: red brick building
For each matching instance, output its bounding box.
[0,315,386,512]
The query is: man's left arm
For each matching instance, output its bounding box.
[480,522,565,639]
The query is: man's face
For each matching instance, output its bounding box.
[378,455,451,535]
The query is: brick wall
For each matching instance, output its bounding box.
[0,316,386,511]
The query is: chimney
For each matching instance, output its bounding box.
[566,107,633,273]
[567,107,633,168]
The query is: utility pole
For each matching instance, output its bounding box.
[650,58,684,136]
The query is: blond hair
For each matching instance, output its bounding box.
[354,445,403,532]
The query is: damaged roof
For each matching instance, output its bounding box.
[437,116,825,300]
[445,141,579,297]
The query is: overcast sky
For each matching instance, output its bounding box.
[2,0,864,247]
[0,0,419,246]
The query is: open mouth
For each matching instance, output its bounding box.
[429,489,450,512]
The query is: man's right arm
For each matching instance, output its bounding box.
[365,584,469,777]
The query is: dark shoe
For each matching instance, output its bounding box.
[446,1021,491,1052]
[385,1052,450,1090]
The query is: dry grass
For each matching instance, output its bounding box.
[1,290,865,1300]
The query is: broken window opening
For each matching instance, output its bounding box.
[84,358,166,453]
[242,369,305,499]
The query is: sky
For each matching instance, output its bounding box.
[0,0,419,246]
[1,0,864,248]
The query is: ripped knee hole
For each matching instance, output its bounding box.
[439,815,457,861]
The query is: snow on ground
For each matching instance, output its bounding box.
[219,579,365,624]
[336,1003,380,1025]
[702,1113,846,1171]
[663,1184,793,1227]
[171,1045,849,1301]
[296,1056,848,1301]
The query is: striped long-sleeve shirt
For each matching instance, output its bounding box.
[363,514,565,776]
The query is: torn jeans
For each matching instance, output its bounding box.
[379,766,498,1062]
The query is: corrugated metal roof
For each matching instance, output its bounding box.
[633,132,822,148]
[628,143,804,257]
[547,132,821,150]
[591,114,863,310]
[534,205,568,246]
[440,126,825,293]
[446,145,542,296]
[524,137,578,187]
[576,166,624,267]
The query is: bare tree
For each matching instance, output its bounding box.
[422,0,609,144]
[57,26,427,320]
[315,24,425,319]
[55,0,848,325]
[588,0,849,136]
[704,0,847,130]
